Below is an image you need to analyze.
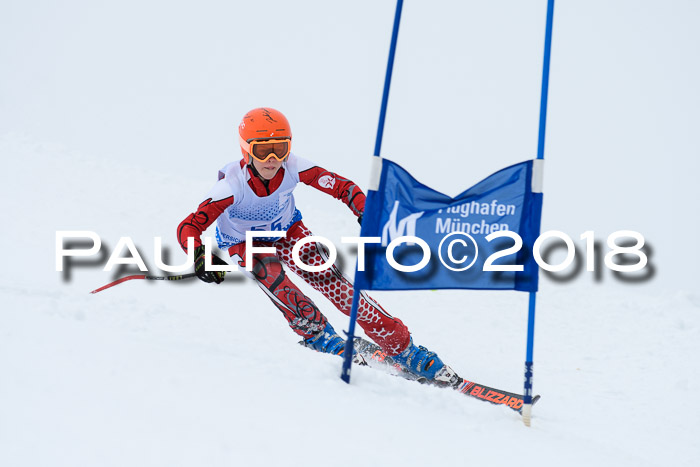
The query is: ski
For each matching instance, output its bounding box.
[351,337,540,413]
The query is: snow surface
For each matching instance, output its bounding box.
[2,1,700,466]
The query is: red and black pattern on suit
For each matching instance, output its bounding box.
[228,221,410,355]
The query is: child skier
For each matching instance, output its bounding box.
[177,107,455,382]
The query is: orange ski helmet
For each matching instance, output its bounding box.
[238,107,292,163]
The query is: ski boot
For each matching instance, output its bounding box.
[301,322,367,365]
[391,337,457,385]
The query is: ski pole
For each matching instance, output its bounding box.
[89,273,197,294]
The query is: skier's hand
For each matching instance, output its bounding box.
[357,213,363,226]
[194,245,227,284]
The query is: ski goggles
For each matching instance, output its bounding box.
[241,137,291,162]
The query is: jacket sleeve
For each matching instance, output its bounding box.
[177,180,234,253]
[297,165,366,217]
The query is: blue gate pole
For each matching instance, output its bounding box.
[523,0,555,425]
[341,0,404,383]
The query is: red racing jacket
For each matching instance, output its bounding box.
[177,154,365,253]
